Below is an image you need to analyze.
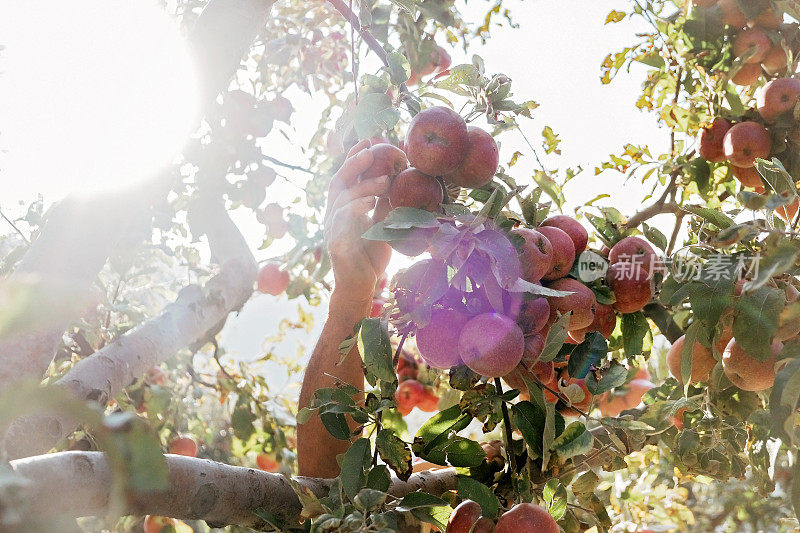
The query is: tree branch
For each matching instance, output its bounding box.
[2,200,257,460]
[326,0,388,65]
[9,452,458,529]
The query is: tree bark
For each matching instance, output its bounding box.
[9,452,458,529]
[3,199,257,460]
[0,0,274,397]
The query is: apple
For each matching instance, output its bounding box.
[697,118,732,162]
[169,436,198,457]
[510,227,554,282]
[388,168,444,211]
[360,143,408,182]
[733,27,770,63]
[588,303,617,339]
[144,515,176,533]
[750,8,783,29]
[445,126,499,188]
[732,165,763,188]
[722,338,781,391]
[517,296,551,334]
[608,236,657,274]
[762,45,788,75]
[256,452,280,472]
[540,215,589,253]
[495,503,559,533]
[598,379,654,417]
[546,278,597,330]
[536,226,576,280]
[723,121,771,168]
[776,197,800,223]
[405,106,469,176]
[395,379,425,415]
[757,77,800,123]
[257,262,290,295]
[459,313,525,377]
[416,309,471,369]
[544,373,592,415]
[447,500,487,533]
[718,0,747,27]
[673,407,688,430]
[370,299,385,318]
[607,262,653,314]
[417,388,439,412]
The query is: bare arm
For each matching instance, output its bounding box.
[297,140,392,478]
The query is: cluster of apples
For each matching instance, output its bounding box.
[394,352,440,416]
[690,0,789,86]
[698,76,800,221]
[666,280,800,392]
[446,500,559,533]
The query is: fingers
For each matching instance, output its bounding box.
[327,196,378,252]
[327,146,375,213]
[346,139,371,158]
[372,197,391,223]
[327,175,390,221]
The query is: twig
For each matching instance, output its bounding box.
[262,155,314,175]
[349,0,359,102]
[624,173,681,228]
[0,208,31,245]
[666,212,685,256]
[494,378,518,475]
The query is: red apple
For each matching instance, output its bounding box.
[395,379,425,415]
[511,227,554,282]
[416,309,471,369]
[733,27,770,63]
[257,262,290,295]
[722,338,781,391]
[718,0,747,27]
[256,452,280,472]
[444,126,499,188]
[144,515,176,533]
[459,313,525,377]
[495,504,558,533]
[732,165,763,188]
[446,500,485,533]
[750,8,783,29]
[609,236,657,274]
[723,121,771,168]
[607,262,653,314]
[757,78,800,123]
[731,63,762,86]
[762,45,788,75]
[697,118,731,162]
[405,106,469,176]
[417,388,439,412]
[588,303,617,339]
[540,215,589,253]
[360,143,409,182]
[546,278,597,330]
[598,379,654,417]
[517,296,551,334]
[389,168,443,211]
[536,226,576,281]
[169,436,198,457]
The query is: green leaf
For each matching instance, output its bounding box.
[551,421,593,459]
[457,476,500,518]
[440,437,486,467]
[320,412,351,440]
[681,205,734,229]
[340,438,371,501]
[386,51,411,85]
[680,321,701,392]
[585,361,628,395]
[642,223,668,251]
[379,207,441,230]
[770,357,800,444]
[366,465,392,492]
[732,286,784,361]
[543,478,568,520]
[568,332,608,379]
[688,277,734,329]
[511,401,546,455]
[540,312,571,362]
[358,318,395,386]
[542,402,557,471]
[396,492,449,511]
[376,429,413,481]
[413,405,471,457]
[231,395,256,441]
[621,312,649,356]
[353,92,395,138]
[743,243,800,293]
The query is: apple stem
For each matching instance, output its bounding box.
[494,378,517,475]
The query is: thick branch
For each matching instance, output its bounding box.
[0,0,274,397]
[3,200,256,460]
[326,0,388,65]
[9,452,458,528]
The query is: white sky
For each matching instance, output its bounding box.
[0,1,675,400]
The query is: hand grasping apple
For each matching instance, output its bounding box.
[324,139,393,302]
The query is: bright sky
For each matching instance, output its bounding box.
[0,1,673,394]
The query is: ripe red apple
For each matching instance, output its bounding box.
[405,106,469,176]
[169,436,198,457]
[757,78,800,123]
[762,45,788,75]
[722,338,781,391]
[257,262,290,295]
[777,197,800,223]
[673,407,688,430]
[517,296,551,334]
[697,118,731,162]
[546,278,597,330]
[609,236,657,274]
[445,126,499,188]
[588,303,616,339]
[511,227,554,282]
[144,515,176,533]
[416,309,471,369]
[731,63,762,86]
[733,27,770,63]
[370,299,385,318]
[446,500,485,533]
[724,121,771,168]
[417,388,439,412]
[598,379,654,417]
[389,168,444,211]
[395,379,425,415]
[732,165,763,188]
[536,226,576,281]
[718,0,747,27]
[459,313,525,377]
[361,143,409,182]
[256,452,280,472]
[750,8,782,29]
[540,215,589,253]
[544,376,592,415]
[607,262,653,314]
[495,503,559,533]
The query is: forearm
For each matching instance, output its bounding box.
[297,291,370,477]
